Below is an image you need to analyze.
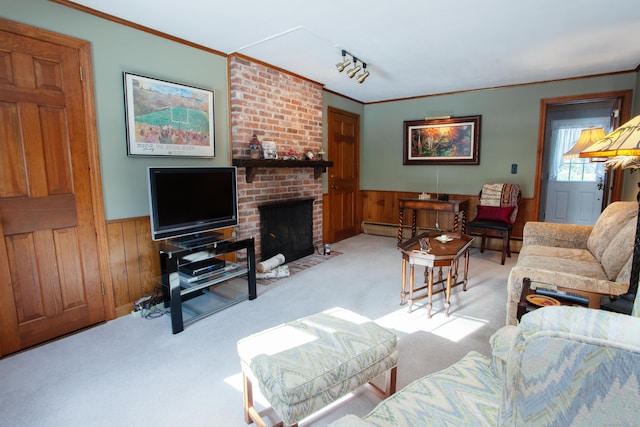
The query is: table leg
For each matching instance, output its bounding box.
[427,266,434,318]
[463,249,470,291]
[411,210,417,238]
[398,208,404,245]
[461,211,467,233]
[445,267,453,317]
[452,258,460,286]
[408,264,415,312]
[400,258,407,305]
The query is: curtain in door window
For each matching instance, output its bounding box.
[549,118,610,179]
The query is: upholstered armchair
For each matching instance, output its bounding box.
[467,183,521,265]
[330,305,640,426]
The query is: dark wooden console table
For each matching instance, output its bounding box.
[398,197,469,245]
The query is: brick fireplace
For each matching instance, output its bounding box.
[229,54,324,260]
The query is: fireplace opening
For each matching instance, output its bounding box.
[259,199,315,263]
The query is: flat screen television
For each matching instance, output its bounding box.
[147,166,238,242]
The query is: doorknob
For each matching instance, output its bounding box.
[331,185,337,189]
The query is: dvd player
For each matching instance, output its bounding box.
[179,257,225,277]
[179,262,240,285]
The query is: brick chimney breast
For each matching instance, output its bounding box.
[229,55,324,260]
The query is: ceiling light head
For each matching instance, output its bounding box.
[347,64,361,78]
[356,64,369,83]
[336,50,351,72]
[336,59,351,72]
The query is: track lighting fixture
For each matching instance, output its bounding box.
[336,49,370,84]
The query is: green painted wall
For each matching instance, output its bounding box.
[1,0,229,220]
[3,0,639,220]
[361,74,637,199]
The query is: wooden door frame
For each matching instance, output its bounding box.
[534,90,633,221]
[0,18,116,320]
[325,107,361,243]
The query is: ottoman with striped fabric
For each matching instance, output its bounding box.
[237,308,398,426]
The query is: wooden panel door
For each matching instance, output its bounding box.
[327,108,360,242]
[0,23,106,355]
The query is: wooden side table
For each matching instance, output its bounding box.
[397,197,469,245]
[398,232,474,318]
[517,277,590,321]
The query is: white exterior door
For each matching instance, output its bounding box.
[544,118,610,225]
[545,171,604,224]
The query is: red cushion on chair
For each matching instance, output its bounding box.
[473,205,515,223]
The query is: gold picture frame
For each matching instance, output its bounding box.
[403,115,481,165]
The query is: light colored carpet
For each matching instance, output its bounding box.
[0,233,517,426]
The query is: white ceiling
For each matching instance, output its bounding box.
[72,0,640,103]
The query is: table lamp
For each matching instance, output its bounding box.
[562,127,606,160]
[580,114,640,314]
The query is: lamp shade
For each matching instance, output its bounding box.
[563,127,606,160]
[580,114,640,159]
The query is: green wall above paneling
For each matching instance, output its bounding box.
[362,74,637,199]
[2,0,639,221]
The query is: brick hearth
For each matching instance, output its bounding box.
[229,54,324,260]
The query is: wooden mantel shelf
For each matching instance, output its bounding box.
[232,158,334,183]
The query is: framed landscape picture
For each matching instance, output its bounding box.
[403,115,481,165]
[124,73,215,157]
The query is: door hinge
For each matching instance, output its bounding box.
[80,65,83,81]
[101,282,105,295]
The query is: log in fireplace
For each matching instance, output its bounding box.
[259,198,315,263]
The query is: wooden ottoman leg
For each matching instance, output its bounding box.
[385,365,397,397]
[367,365,397,399]
[243,373,267,427]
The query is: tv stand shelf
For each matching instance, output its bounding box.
[158,236,257,334]
[232,158,333,183]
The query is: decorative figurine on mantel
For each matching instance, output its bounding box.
[282,149,300,160]
[317,147,326,160]
[249,134,261,159]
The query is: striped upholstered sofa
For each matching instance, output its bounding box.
[330,304,640,426]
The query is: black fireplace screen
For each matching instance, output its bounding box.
[259,199,314,263]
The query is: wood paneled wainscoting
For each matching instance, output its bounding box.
[360,190,535,253]
[105,217,237,317]
[106,217,160,317]
[107,192,534,317]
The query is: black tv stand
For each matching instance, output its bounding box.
[158,236,257,334]
[171,231,223,248]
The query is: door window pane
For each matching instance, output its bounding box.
[556,158,597,182]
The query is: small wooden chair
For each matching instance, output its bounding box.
[466,184,521,265]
